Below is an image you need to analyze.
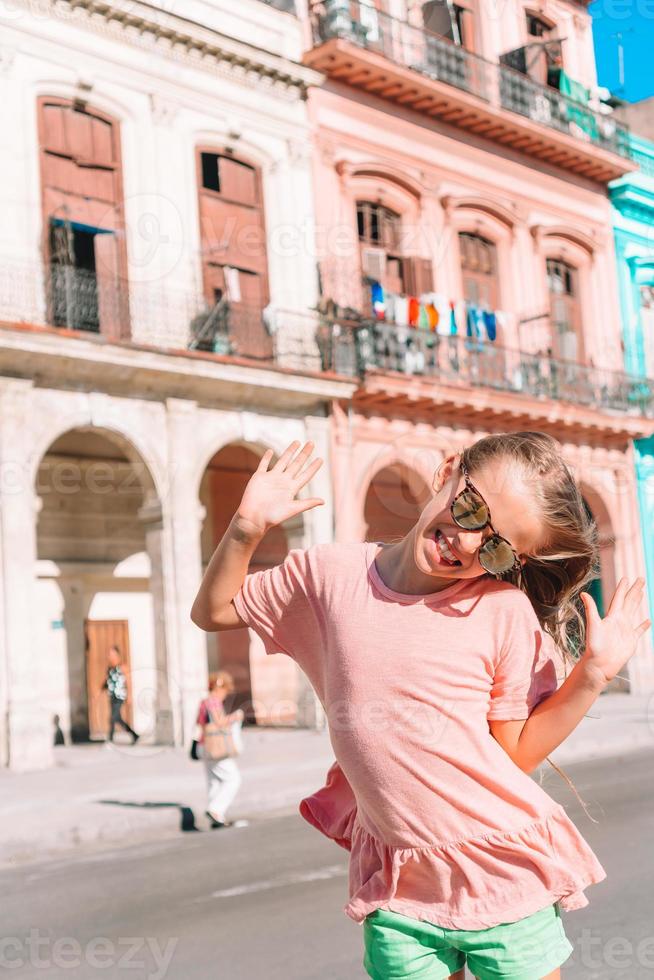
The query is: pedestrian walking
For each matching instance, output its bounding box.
[191,434,650,980]
[103,645,139,744]
[190,671,246,829]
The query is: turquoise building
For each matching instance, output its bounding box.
[610,132,654,622]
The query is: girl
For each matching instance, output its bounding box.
[191,432,649,979]
[190,670,245,829]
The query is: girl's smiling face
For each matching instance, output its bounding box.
[413,454,545,585]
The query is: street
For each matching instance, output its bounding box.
[1,748,652,979]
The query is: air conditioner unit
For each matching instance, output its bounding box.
[361,247,387,282]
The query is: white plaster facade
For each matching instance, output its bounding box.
[0,0,351,770]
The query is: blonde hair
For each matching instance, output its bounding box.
[208,670,236,695]
[461,431,603,820]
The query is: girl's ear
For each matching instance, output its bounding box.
[432,453,460,494]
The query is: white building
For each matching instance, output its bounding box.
[0,0,352,770]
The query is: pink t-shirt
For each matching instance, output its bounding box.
[233,540,607,929]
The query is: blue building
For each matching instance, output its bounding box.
[610,122,654,625]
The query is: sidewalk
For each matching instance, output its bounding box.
[0,692,652,869]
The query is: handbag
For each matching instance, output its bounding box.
[203,705,244,762]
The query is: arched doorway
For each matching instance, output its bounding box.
[364,462,431,543]
[199,442,298,724]
[35,428,166,742]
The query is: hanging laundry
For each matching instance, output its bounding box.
[408,296,420,327]
[371,281,385,319]
[495,310,508,341]
[482,310,497,341]
[224,266,242,303]
[385,293,396,325]
[418,304,431,331]
[449,301,458,335]
[426,302,439,331]
[466,304,480,339]
[455,299,468,336]
[393,294,409,327]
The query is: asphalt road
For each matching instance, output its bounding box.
[1,748,652,980]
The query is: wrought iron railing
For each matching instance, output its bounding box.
[628,139,654,178]
[0,261,331,374]
[189,296,274,360]
[315,316,654,416]
[310,0,631,160]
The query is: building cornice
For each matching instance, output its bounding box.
[0,320,357,412]
[610,182,654,224]
[12,0,324,98]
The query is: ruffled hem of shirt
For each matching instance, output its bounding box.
[299,763,607,931]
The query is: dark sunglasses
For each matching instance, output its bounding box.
[450,461,521,576]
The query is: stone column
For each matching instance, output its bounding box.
[141,495,177,745]
[165,399,209,745]
[59,578,93,741]
[0,379,53,769]
[303,414,334,545]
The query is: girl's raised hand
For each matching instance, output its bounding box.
[579,577,651,687]
[234,440,324,540]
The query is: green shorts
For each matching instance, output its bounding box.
[363,902,573,980]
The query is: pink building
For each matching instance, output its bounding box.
[301,0,654,692]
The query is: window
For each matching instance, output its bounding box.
[526,13,555,38]
[355,199,434,316]
[197,147,270,358]
[38,98,127,338]
[524,11,563,83]
[357,201,401,249]
[200,152,258,207]
[357,201,405,293]
[422,0,475,50]
[459,232,499,308]
[546,257,582,361]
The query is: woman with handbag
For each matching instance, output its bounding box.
[190,670,245,829]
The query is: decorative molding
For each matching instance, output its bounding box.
[21,0,322,101]
[440,193,521,228]
[529,222,598,255]
[287,138,312,167]
[0,46,17,74]
[343,162,424,200]
[149,93,180,127]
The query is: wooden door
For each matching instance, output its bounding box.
[85,620,132,740]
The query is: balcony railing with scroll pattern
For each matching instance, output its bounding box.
[0,262,339,373]
[310,0,630,160]
[315,315,654,417]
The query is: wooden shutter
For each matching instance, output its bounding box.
[403,257,434,296]
[95,233,125,340]
[219,157,258,207]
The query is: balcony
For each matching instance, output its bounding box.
[305,1,636,183]
[314,308,654,439]
[0,261,340,379]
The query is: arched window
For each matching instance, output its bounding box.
[197,148,270,359]
[546,257,582,362]
[357,200,433,303]
[38,98,128,338]
[458,232,499,308]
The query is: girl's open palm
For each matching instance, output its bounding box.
[236,440,324,538]
[580,577,651,686]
